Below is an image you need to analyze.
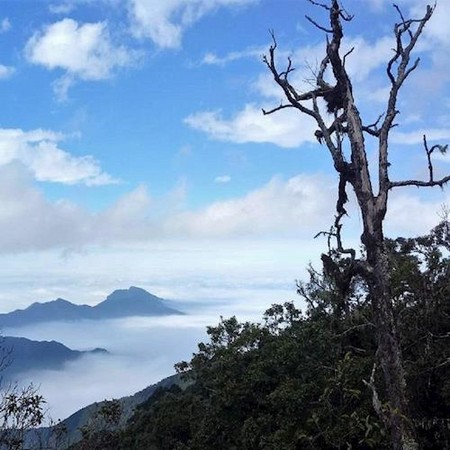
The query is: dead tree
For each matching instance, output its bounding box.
[263,1,447,449]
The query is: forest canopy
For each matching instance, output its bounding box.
[73,222,450,450]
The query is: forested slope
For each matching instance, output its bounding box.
[73,223,450,450]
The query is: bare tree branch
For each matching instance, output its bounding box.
[307,0,331,11]
[261,103,294,115]
[305,15,333,33]
[390,135,450,189]
[389,176,450,189]
[262,33,320,114]
[378,4,434,204]
[382,4,434,130]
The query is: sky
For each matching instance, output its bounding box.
[0,0,449,313]
[0,0,449,423]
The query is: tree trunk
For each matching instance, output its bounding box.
[362,213,418,450]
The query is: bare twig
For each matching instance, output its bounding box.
[342,46,354,66]
[361,113,385,137]
[389,135,450,189]
[393,4,414,39]
[363,362,388,425]
[389,176,450,189]
[307,0,331,11]
[305,15,333,33]
[261,103,294,115]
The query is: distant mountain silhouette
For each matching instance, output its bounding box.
[0,287,183,328]
[1,336,108,379]
[91,287,182,319]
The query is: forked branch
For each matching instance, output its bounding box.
[262,31,347,172]
[389,135,450,189]
[379,3,435,197]
[382,4,434,133]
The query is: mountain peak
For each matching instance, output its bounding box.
[29,297,71,307]
[0,287,183,328]
[95,286,179,317]
[104,286,161,303]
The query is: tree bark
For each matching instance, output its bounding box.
[362,213,418,450]
[349,99,418,449]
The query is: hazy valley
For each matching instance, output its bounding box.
[1,285,283,422]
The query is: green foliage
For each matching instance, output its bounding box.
[0,384,45,450]
[85,223,450,450]
[387,221,450,448]
[69,399,123,450]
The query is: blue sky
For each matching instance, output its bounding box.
[0,0,449,311]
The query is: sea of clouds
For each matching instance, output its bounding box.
[3,284,299,421]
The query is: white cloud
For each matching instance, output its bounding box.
[256,34,393,98]
[128,0,258,49]
[48,1,78,14]
[95,185,155,243]
[0,18,13,80]
[201,46,265,66]
[254,42,328,101]
[367,0,386,11]
[362,0,427,13]
[385,190,449,237]
[0,64,14,79]
[0,165,151,253]
[8,317,208,421]
[364,85,391,105]
[390,128,450,145]
[0,168,336,253]
[0,164,90,252]
[410,1,450,47]
[342,36,394,83]
[0,18,11,33]
[379,3,446,99]
[214,175,231,183]
[165,174,336,237]
[191,32,396,149]
[185,104,317,148]
[25,18,140,99]
[0,161,445,255]
[0,128,116,185]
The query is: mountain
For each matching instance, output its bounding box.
[0,287,183,328]
[1,336,108,379]
[26,373,188,449]
[91,287,181,319]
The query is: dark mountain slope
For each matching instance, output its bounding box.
[1,336,108,379]
[26,374,186,449]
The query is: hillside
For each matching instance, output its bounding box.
[26,373,186,449]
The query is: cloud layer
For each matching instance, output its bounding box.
[0,167,336,253]
[0,159,446,256]
[166,174,335,236]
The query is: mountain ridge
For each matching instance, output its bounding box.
[1,335,108,379]
[0,286,183,328]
